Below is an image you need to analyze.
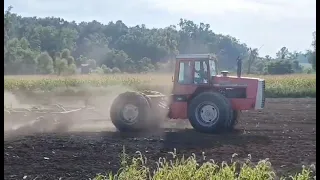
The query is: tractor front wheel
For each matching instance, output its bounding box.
[188,92,232,133]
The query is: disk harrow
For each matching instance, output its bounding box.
[4,103,105,135]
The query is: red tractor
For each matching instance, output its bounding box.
[110,54,265,133]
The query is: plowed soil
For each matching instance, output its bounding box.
[4,98,316,180]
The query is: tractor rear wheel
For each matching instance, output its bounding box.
[221,97,238,131]
[223,110,239,131]
[188,92,233,133]
[110,91,157,132]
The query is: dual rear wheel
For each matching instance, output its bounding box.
[110,92,160,132]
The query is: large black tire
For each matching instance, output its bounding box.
[221,98,238,131]
[110,91,156,132]
[188,92,233,133]
[223,110,239,131]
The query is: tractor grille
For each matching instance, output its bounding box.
[261,80,266,108]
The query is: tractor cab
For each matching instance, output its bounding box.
[175,54,217,86]
[172,54,220,96]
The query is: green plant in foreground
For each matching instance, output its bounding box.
[93,148,314,180]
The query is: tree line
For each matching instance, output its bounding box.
[3,6,316,75]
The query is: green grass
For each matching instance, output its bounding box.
[93,148,314,180]
[4,74,316,98]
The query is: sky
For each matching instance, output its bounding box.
[4,0,316,57]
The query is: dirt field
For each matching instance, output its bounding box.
[4,98,316,180]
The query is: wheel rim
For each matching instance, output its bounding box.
[121,104,139,124]
[195,101,219,127]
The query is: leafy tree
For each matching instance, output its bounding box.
[66,63,77,75]
[87,59,97,69]
[308,31,316,71]
[3,6,315,75]
[4,37,37,74]
[76,55,88,66]
[276,47,289,60]
[136,57,155,72]
[91,67,104,74]
[265,55,272,61]
[55,58,68,75]
[60,48,75,65]
[4,6,13,45]
[112,67,121,73]
[266,60,294,75]
[101,64,112,74]
[36,52,54,74]
[246,48,259,74]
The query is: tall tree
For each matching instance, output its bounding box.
[308,31,316,71]
[247,48,259,74]
[276,47,289,60]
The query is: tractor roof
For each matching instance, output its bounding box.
[176,54,214,60]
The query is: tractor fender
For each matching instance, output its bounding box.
[187,87,220,105]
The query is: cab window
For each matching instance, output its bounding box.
[194,60,208,84]
[178,61,193,84]
[209,60,217,76]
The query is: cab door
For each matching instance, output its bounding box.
[169,60,210,119]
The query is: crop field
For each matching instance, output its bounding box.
[4,74,317,179]
[4,73,316,98]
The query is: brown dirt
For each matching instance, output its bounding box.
[4,98,316,180]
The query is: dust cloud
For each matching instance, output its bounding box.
[4,83,190,140]
[4,85,132,138]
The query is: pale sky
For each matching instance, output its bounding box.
[4,0,316,57]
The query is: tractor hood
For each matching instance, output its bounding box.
[212,75,263,88]
[211,75,265,100]
[214,75,262,80]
